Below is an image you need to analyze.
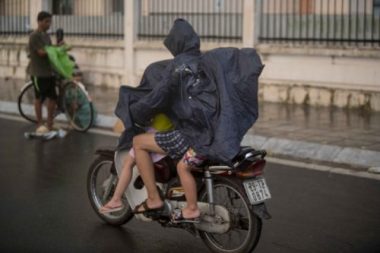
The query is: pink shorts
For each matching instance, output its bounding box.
[128,148,165,163]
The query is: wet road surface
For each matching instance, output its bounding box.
[0,117,379,253]
[2,77,380,151]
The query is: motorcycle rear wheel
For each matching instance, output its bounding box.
[87,155,134,226]
[199,176,262,253]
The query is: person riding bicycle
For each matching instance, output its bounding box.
[28,11,61,133]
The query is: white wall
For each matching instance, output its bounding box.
[258,46,380,91]
[1,36,380,110]
[1,0,380,110]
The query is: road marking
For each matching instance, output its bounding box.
[2,112,379,181]
[267,157,380,181]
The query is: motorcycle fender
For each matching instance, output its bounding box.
[252,202,271,220]
[95,148,115,159]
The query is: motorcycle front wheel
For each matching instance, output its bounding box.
[87,155,133,226]
[199,176,262,253]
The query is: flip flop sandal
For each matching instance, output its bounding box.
[99,204,124,214]
[171,208,200,224]
[133,199,164,214]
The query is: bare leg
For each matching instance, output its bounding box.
[46,98,57,130]
[99,153,135,212]
[133,133,166,211]
[34,98,43,126]
[177,160,200,219]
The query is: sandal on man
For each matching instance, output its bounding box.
[171,208,200,224]
[99,204,124,214]
[133,199,164,214]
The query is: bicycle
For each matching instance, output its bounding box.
[18,77,95,132]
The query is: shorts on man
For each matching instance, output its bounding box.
[31,76,57,102]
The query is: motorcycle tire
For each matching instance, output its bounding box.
[87,155,134,226]
[198,176,262,253]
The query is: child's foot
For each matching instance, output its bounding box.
[134,198,164,214]
[172,208,201,223]
[99,199,124,214]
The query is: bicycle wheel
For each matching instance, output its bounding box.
[63,81,95,132]
[199,176,262,253]
[18,81,38,123]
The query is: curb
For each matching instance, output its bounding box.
[0,101,117,129]
[241,135,380,170]
[368,167,380,174]
[2,101,380,170]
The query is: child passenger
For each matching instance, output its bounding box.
[99,113,173,213]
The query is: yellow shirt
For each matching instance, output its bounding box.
[151,113,173,131]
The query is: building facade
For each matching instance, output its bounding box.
[0,0,379,110]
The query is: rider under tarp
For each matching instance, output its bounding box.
[115,18,264,165]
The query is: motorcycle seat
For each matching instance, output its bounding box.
[203,147,266,168]
[231,147,266,169]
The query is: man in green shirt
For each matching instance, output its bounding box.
[28,11,56,133]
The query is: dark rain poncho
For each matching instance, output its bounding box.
[115,18,263,165]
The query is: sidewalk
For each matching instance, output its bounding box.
[1,78,380,170]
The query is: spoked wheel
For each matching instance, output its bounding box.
[87,156,133,226]
[63,81,95,132]
[199,177,262,253]
[18,81,38,123]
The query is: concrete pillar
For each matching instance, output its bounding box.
[29,0,50,30]
[124,0,138,86]
[29,0,43,30]
[242,0,256,47]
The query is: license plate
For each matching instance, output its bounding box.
[243,177,271,205]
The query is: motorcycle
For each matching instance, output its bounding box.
[87,146,271,253]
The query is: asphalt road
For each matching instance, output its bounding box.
[0,117,379,253]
